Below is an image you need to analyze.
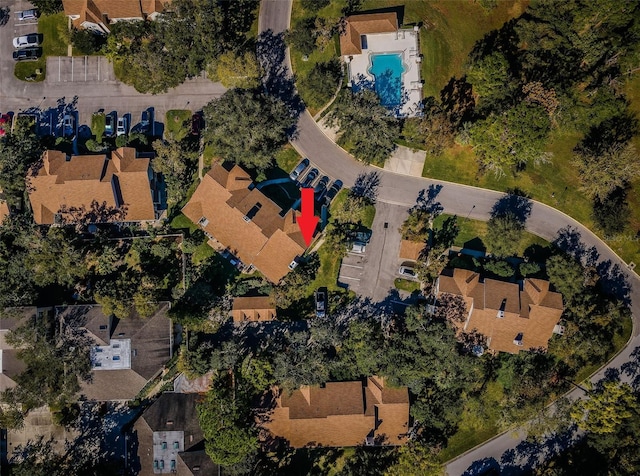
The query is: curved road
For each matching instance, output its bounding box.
[259,1,640,474]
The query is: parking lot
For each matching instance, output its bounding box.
[46,56,115,83]
[338,249,366,294]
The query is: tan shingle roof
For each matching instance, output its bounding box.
[263,377,409,447]
[340,13,398,55]
[27,148,156,225]
[437,269,564,353]
[231,296,276,323]
[182,164,306,283]
[398,239,425,261]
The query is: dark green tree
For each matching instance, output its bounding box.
[485,213,523,257]
[326,89,400,166]
[203,89,296,170]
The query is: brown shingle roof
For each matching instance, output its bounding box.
[437,269,564,353]
[182,164,306,283]
[231,296,276,323]
[340,13,398,55]
[27,148,156,225]
[398,239,425,261]
[263,377,409,447]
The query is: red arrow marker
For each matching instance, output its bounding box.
[297,188,319,247]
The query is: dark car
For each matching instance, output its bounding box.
[314,176,330,201]
[324,179,343,203]
[104,112,116,137]
[289,158,310,182]
[191,112,203,136]
[12,47,41,61]
[315,287,327,317]
[301,168,319,188]
[63,114,76,138]
[140,109,151,133]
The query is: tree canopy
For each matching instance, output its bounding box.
[202,88,296,170]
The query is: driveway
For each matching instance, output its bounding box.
[0,0,226,129]
[259,1,640,474]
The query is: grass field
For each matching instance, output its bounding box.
[14,12,68,81]
[275,145,303,173]
[91,113,106,143]
[165,109,192,142]
[433,213,549,257]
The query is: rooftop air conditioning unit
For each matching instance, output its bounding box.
[288,260,299,270]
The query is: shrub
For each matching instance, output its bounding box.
[519,261,541,277]
[71,28,106,55]
[484,259,515,278]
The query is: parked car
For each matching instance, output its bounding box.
[399,262,417,279]
[13,33,42,49]
[140,110,151,133]
[17,9,38,21]
[315,287,327,318]
[324,179,343,203]
[351,241,366,253]
[191,112,203,136]
[314,176,330,201]
[63,114,76,138]
[289,158,310,182]
[0,114,11,138]
[352,229,372,243]
[116,116,128,136]
[12,47,41,61]
[301,168,319,188]
[104,112,116,137]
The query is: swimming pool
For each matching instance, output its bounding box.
[369,53,405,107]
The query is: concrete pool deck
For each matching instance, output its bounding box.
[345,29,422,117]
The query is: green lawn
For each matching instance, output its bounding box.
[170,213,197,233]
[165,109,192,142]
[192,242,216,264]
[91,113,106,143]
[275,145,303,173]
[394,278,420,293]
[433,213,549,257]
[15,12,68,81]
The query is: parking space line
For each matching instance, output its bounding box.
[58,57,61,82]
[85,56,87,81]
[342,264,364,269]
[339,276,361,281]
[71,56,73,81]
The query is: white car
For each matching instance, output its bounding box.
[351,241,366,253]
[17,9,38,21]
[13,34,41,49]
[116,116,128,136]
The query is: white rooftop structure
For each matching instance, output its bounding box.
[344,27,423,117]
[152,430,184,474]
[90,338,132,370]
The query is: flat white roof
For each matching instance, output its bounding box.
[91,338,131,370]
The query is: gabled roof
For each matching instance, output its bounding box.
[398,239,425,261]
[27,147,156,225]
[263,376,410,447]
[340,12,398,56]
[58,303,173,400]
[231,296,276,323]
[132,392,219,476]
[437,268,564,353]
[182,164,307,283]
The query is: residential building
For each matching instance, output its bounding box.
[27,147,164,225]
[231,296,276,323]
[398,239,425,262]
[263,376,410,448]
[339,13,398,56]
[63,0,171,34]
[130,392,218,475]
[59,303,174,401]
[436,268,564,353]
[182,163,307,283]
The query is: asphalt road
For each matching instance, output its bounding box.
[0,0,226,126]
[258,1,640,474]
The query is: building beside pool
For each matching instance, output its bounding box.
[340,12,423,117]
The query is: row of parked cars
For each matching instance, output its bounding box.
[289,158,342,204]
[12,10,42,62]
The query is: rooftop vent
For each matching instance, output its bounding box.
[513,333,524,346]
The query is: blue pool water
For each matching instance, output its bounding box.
[369,53,405,107]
